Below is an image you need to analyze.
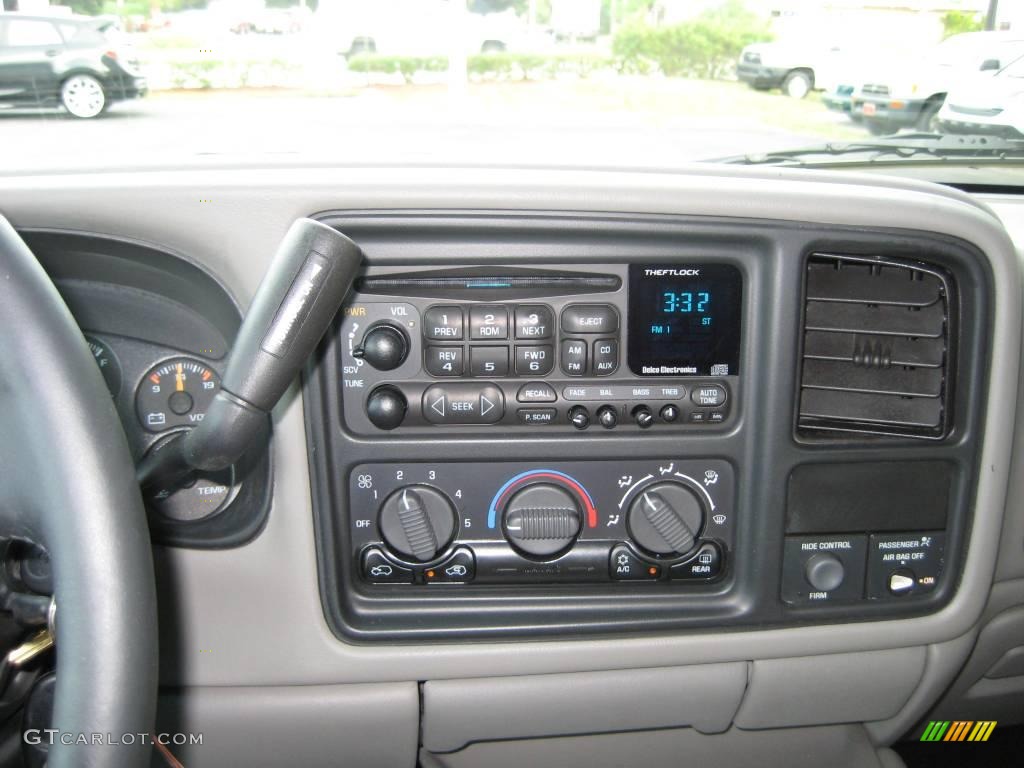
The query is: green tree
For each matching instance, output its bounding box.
[941,10,984,39]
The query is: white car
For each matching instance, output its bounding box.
[854,31,1024,135]
[938,55,1024,138]
[737,41,855,99]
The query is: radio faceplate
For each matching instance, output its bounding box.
[337,263,742,435]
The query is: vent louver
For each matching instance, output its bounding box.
[798,254,953,440]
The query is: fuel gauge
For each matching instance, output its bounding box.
[84,335,122,398]
[136,357,221,432]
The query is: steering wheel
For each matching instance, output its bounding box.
[0,215,158,766]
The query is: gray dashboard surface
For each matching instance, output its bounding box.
[0,166,1019,699]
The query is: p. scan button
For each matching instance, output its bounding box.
[423,384,504,425]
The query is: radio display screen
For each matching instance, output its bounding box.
[627,263,742,376]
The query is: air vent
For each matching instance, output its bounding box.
[798,254,953,440]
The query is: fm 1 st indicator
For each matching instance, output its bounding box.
[136,357,221,432]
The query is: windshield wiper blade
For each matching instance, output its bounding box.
[713,133,1024,167]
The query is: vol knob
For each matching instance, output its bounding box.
[366,386,407,430]
[627,482,704,557]
[378,485,456,562]
[502,483,582,558]
[353,323,408,371]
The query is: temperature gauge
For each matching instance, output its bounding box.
[85,335,122,398]
[136,357,221,432]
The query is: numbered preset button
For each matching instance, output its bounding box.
[515,345,554,376]
[425,346,464,377]
[470,346,509,377]
[470,306,509,340]
[423,306,464,340]
[515,305,553,340]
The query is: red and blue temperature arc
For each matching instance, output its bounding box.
[487,470,598,529]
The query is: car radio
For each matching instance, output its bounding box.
[337,262,743,434]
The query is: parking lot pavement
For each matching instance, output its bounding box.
[0,82,863,170]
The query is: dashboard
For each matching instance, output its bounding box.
[1,164,1022,767]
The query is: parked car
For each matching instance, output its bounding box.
[319,0,524,58]
[0,13,146,119]
[937,54,1024,138]
[854,31,1024,135]
[737,41,853,99]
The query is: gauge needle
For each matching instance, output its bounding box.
[175,363,184,392]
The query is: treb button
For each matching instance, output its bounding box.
[422,384,504,425]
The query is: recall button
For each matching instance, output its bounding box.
[517,382,557,403]
[423,384,504,425]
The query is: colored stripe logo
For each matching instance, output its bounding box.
[920,721,997,742]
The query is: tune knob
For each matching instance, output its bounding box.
[366,385,407,430]
[502,483,582,558]
[627,482,704,557]
[353,323,409,371]
[378,485,456,562]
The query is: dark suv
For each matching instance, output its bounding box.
[0,13,146,119]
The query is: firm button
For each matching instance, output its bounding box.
[517,382,557,403]
[515,305,554,340]
[517,407,557,425]
[470,346,509,377]
[691,384,727,408]
[560,339,587,376]
[515,345,554,376]
[423,306,463,340]
[425,346,464,377]
[610,546,661,580]
[561,304,619,334]
[362,548,413,584]
[470,306,508,340]
[592,339,618,376]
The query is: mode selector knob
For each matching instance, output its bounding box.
[627,482,704,557]
[353,323,408,371]
[502,483,582,558]
[378,485,456,562]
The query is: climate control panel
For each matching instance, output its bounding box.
[347,459,735,586]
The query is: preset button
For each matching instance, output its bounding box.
[423,306,463,340]
[515,305,553,340]
[425,346,464,377]
[515,345,554,376]
[470,306,508,340]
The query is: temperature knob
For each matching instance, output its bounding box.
[353,323,408,371]
[378,485,456,562]
[502,483,582,558]
[627,482,704,557]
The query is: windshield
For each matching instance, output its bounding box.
[0,0,1022,174]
